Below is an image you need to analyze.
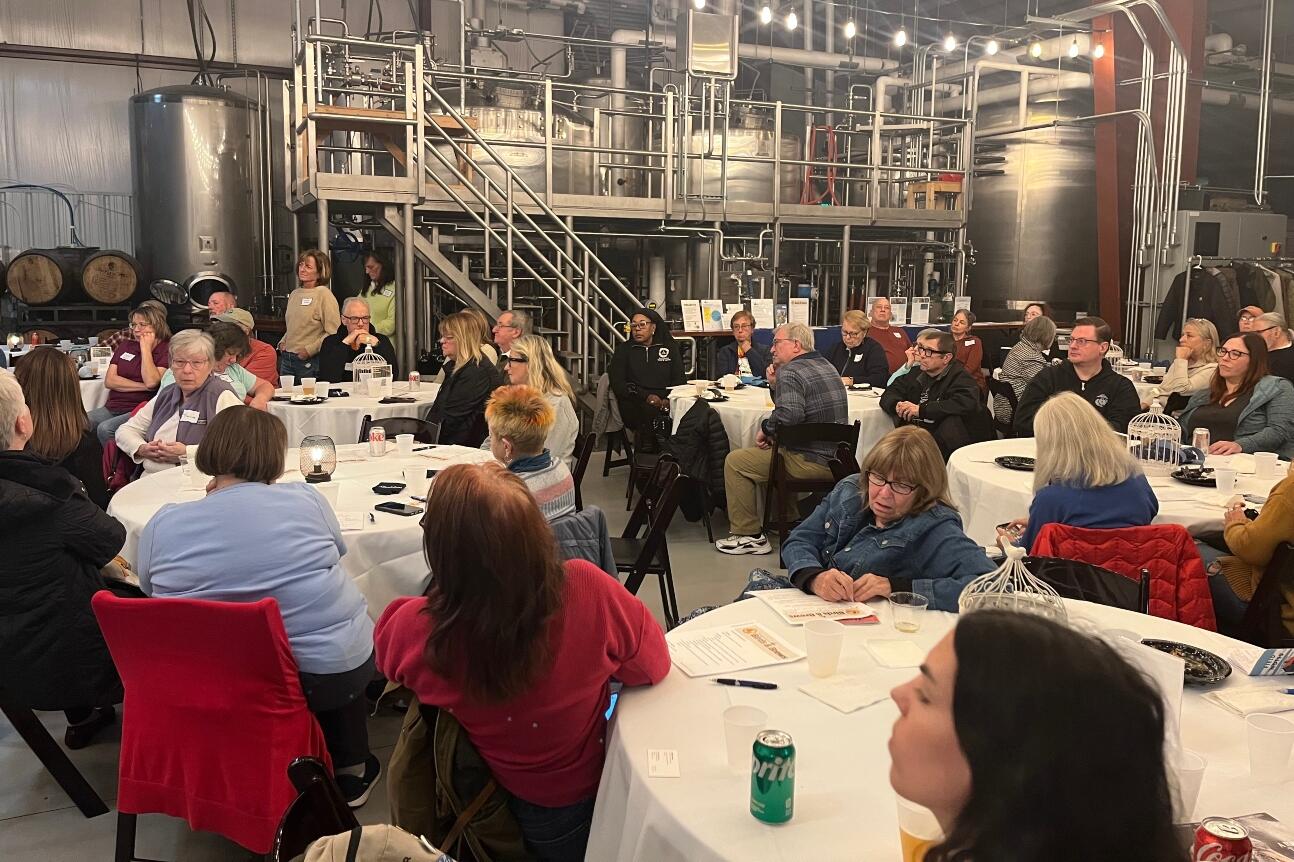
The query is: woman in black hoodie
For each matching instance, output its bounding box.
[609,308,684,445]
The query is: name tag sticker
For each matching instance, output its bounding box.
[180,409,201,424]
[120,352,136,361]
[301,297,313,306]
[966,339,976,345]
[894,331,903,338]
[381,286,394,297]
[853,354,862,362]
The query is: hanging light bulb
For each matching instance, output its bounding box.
[943,33,957,52]
[844,20,857,39]
[692,0,705,9]
[1092,41,1106,59]
[985,39,999,55]
[1029,41,1043,58]
[759,5,773,24]
[894,27,907,47]
[1068,37,1080,58]
[785,9,797,30]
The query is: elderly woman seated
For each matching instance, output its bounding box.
[485,384,576,521]
[115,330,242,473]
[158,322,273,409]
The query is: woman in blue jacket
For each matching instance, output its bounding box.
[1178,333,1294,460]
[715,310,770,379]
[781,425,995,612]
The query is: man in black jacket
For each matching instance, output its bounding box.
[1013,316,1140,436]
[880,329,994,460]
[317,297,399,383]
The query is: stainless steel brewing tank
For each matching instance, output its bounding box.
[966,99,1098,322]
[684,113,800,204]
[130,85,259,307]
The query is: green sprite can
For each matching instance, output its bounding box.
[750,729,795,823]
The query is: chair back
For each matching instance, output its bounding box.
[828,440,860,482]
[773,420,861,450]
[986,376,1018,438]
[1023,556,1150,614]
[358,414,440,445]
[272,757,360,862]
[764,421,859,542]
[571,432,597,511]
[1236,542,1294,647]
[621,465,683,597]
[624,456,679,539]
[92,593,331,855]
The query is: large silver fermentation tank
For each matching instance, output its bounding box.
[130,85,260,308]
[967,99,1099,321]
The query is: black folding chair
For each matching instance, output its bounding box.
[1023,556,1150,614]
[1236,542,1294,648]
[571,432,597,511]
[0,704,108,818]
[613,460,683,628]
[828,440,861,482]
[358,414,440,445]
[272,757,361,862]
[762,421,860,544]
[987,377,1018,439]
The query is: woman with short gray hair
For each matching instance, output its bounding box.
[1255,311,1294,382]
[994,315,1057,427]
[115,330,243,474]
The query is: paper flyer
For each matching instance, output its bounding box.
[789,297,810,326]
[751,298,776,330]
[749,588,879,625]
[700,299,725,332]
[680,299,703,332]
[668,621,805,677]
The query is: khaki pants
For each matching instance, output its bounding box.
[724,446,833,536]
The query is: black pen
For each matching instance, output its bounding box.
[715,678,778,690]
[412,445,437,452]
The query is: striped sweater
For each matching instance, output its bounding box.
[508,450,576,521]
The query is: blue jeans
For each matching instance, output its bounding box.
[1208,573,1249,635]
[88,406,131,446]
[278,350,319,381]
[506,796,594,862]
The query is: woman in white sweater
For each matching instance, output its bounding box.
[1148,317,1219,407]
[488,334,579,465]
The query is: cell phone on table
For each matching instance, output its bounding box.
[374,501,424,517]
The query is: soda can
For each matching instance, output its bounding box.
[408,371,421,391]
[368,425,387,457]
[1193,818,1253,861]
[1192,428,1211,452]
[750,729,795,824]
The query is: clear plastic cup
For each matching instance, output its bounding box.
[1213,467,1238,495]
[1247,713,1294,782]
[396,433,415,458]
[1171,749,1207,821]
[280,374,295,392]
[301,377,317,398]
[722,705,767,773]
[803,620,846,678]
[890,592,930,633]
[897,797,943,862]
[1254,451,1279,479]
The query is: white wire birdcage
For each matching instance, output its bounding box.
[959,545,1069,623]
[1127,400,1182,477]
[351,344,392,397]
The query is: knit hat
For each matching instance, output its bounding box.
[215,308,255,332]
[302,825,452,862]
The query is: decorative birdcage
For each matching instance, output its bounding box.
[1127,400,1182,477]
[958,545,1069,623]
[352,344,392,397]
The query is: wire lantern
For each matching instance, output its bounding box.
[959,544,1068,623]
[299,435,337,483]
[1127,400,1182,477]
[352,344,392,397]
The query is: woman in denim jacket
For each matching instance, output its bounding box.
[779,426,995,612]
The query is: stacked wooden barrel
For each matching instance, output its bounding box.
[3,247,140,341]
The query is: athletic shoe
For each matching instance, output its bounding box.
[715,534,772,555]
[336,754,382,808]
[64,706,116,750]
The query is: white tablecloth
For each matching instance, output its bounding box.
[106,442,495,618]
[588,598,1294,862]
[947,438,1286,546]
[267,381,440,446]
[669,385,895,463]
[80,378,109,413]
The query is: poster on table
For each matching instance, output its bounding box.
[751,298,776,330]
[910,299,931,325]
[700,299,725,332]
[889,297,909,324]
[680,299,704,332]
[788,297,810,326]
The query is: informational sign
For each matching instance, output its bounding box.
[789,297,811,326]
[953,296,972,313]
[680,299,703,332]
[910,299,931,326]
[751,298,775,330]
[721,303,744,328]
[700,299,725,331]
[889,297,909,325]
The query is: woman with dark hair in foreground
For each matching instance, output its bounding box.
[889,610,1182,862]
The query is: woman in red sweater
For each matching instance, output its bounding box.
[375,462,670,861]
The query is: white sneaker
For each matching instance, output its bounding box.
[716,534,772,555]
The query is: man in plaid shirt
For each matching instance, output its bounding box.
[717,322,849,555]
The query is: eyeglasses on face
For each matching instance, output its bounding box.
[507,355,529,364]
[732,322,754,331]
[915,345,949,357]
[630,321,652,330]
[130,322,151,330]
[1218,348,1250,360]
[172,358,211,370]
[842,328,864,338]
[771,337,793,348]
[343,315,371,324]
[1068,337,1105,348]
[866,471,916,495]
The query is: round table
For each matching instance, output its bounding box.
[267,381,440,446]
[587,598,1294,861]
[106,442,494,618]
[80,377,108,413]
[947,438,1287,546]
[669,385,895,463]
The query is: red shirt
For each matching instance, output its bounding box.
[375,560,670,806]
[242,338,280,388]
[954,335,987,394]
[869,325,912,374]
[105,338,171,412]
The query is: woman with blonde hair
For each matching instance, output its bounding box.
[426,311,504,445]
[14,347,109,507]
[1001,392,1157,551]
[824,309,888,388]
[278,248,341,380]
[1149,317,1218,404]
[493,335,578,464]
[88,301,173,445]
[778,425,995,611]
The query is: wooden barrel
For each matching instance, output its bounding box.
[81,250,141,305]
[4,247,140,306]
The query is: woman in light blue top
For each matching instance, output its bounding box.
[135,406,382,807]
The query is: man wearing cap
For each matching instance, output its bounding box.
[215,308,279,388]
[1238,306,1265,336]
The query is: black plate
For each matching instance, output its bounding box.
[379,396,417,404]
[1140,639,1232,686]
[699,391,730,403]
[1143,375,1164,385]
[289,396,328,405]
[270,395,293,402]
[1171,467,1215,487]
[994,455,1036,471]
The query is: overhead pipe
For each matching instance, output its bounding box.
[1201,86,1294,117]
[936,71,1093,114]
[939,34,1092,83]
[1253,0,1274,205]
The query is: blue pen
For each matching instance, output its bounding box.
[1284,689,1294,695]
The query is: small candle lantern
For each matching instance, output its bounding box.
[300,435,337,483]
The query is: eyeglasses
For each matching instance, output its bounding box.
[1219,348,1250,360]
[507,355,529,364]
[771,338,794,348]
[841,328,864,338]
[630,321,653,330]
[343,315,371,324]
[129,323,151,330]
[1068,338,1105,348]
[866,471,917,496]
[732,323,754,330]
[1252,326,1277,335]
[915,345,950,357]
[172,358,211,370]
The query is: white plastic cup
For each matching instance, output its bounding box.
[1171,749,1207,821]
[396,433,416,458]
[280,374,295,392]
[896,797,943,862]
[87,336,99,346]
[403,466,428,490]
[1247,713,1294,782]
[1254,451,1279,480]
[693,380,708,397]
[804,619,846,678]
[301,377,317,398]
[317,482,340,507]
[1213,467,1238,495]
[722,705,767,773]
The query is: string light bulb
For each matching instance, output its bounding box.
[1092,41,1106,59]
[759,5,772,24]
[1029,41,1043,58]
[985,39,999,55]
[785,9,797,30]
[943,33,957,52]
[844,20,857,39]
[1068,37,1080,58]
[894,27,907,47]
[692,0,704,9]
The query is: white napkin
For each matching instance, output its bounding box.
[1203,689,1294,717]
[336,512,368,532]
[799,676,892,714]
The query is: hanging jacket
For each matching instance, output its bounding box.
[665,398,730,520]
[1178,375,1294,459]
[1211,266,1246,320]
[1013,359,1141,436]
[823,338,889,389]
[1234,262,1277,312]
[591,372,624,440]
[1155,269,1235,341]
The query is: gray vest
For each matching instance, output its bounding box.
[145,374,236,446]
